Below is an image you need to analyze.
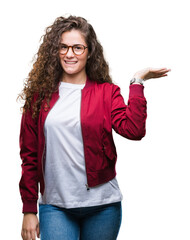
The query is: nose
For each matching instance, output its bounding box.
[66,46,75,58]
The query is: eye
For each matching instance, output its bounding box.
[74,45,83,50]
[60,44,68,49]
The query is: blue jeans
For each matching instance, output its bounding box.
[39,201,122,240]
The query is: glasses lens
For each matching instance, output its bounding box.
[60,44,68,54]
[73,45,85,55]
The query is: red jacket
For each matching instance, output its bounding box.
[19,77,147,213]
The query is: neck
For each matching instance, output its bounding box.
[61,72,87,84]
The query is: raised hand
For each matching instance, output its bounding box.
[134,67,171,81]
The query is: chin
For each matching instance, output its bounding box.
[62,66,85,76]
[63,69,79,75]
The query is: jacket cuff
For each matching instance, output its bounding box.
[129,84,145,98]
[22,200,38,214]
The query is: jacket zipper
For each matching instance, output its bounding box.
[80,89,90,191]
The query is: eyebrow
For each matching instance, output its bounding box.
[59,43,83,46]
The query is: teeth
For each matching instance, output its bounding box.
[65,61,77,64]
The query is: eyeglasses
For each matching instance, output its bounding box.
[59,44,88,56]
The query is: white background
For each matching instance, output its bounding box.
[0,0,190,239]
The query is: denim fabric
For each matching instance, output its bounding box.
[39,201,122,240]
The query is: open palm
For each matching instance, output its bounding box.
[134,67,171,80]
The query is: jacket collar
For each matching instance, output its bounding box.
[84,76,96,90]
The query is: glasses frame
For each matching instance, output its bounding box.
[59,44,88,56]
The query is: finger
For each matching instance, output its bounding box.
[31,230,36,240]
[21,229,27,240]
[153,71,170,77]
[26,231,32,240]
[158,69,171,74]
[21,230,25,239]
[153,69,170,74]
[156,71,169,76]
[156,69,169,73]
[154,73,168,78]
[151,68,170,73]
[160,74,168,77]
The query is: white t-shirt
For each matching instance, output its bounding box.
[39,81,123,208]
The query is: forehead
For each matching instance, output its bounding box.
[60,29,86,45]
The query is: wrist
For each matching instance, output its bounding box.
[24,212,37,215]
[130,77,144,85]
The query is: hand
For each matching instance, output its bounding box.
[21,213,40,240]
[134,67,171,81]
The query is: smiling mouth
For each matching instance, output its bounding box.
[64,60,77,64]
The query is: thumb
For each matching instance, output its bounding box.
[36,223,40,238]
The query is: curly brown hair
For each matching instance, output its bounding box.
[18,15,113,119]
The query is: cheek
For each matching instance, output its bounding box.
[80,49,88,62]
[76,57,87,68]
[80,53,88,64]
[81,57,88,65]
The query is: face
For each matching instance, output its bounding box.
[59,29,88,77]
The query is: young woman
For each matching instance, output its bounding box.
[18,15,170,240]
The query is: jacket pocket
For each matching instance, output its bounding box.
[102,129,117,161]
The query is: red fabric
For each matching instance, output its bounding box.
[19,77,147,213]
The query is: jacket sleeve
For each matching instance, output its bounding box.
[19,105,38,214]
[111,84,147,140]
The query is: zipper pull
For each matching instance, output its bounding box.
[85,184,90,191]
